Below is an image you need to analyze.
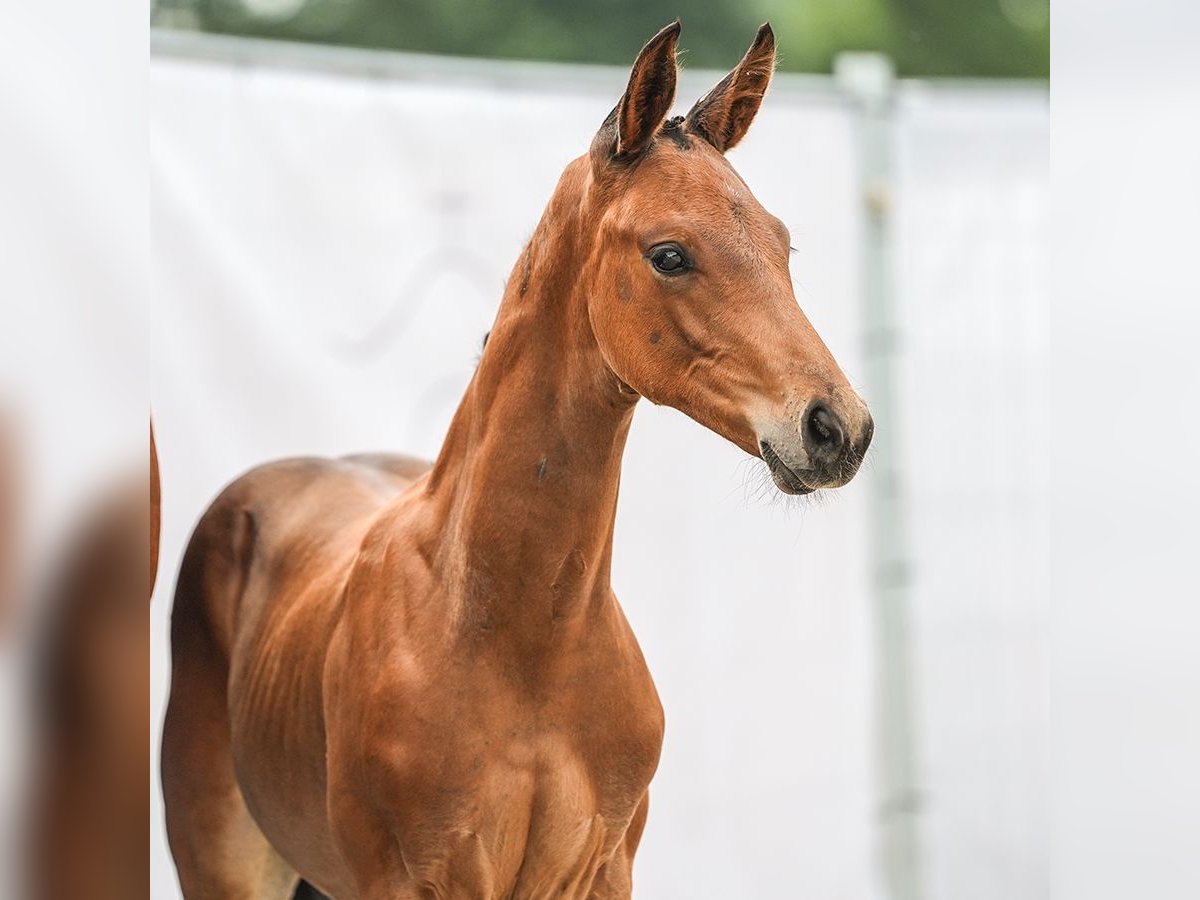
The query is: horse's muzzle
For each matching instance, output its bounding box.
[758,399,873,493]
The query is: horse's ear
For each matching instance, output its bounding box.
[595,20,680,162]
[685,23,775,153]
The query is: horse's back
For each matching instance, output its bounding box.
[173,453,429,656]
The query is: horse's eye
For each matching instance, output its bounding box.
[648,244,689,275]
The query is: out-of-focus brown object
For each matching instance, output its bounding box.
[28,430,153,900]
[0,418,15,631]
[151,422,160,597]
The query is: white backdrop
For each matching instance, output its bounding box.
[895,87,1050,900]
[151,38,1047,900]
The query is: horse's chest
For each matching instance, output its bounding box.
[331,579,665,895]
[357,658,662,897]
[381,732,640,897]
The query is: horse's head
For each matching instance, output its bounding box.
[580,21,872,494]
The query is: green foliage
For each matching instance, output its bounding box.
[153,0,1048,79]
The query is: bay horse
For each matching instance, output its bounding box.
[162,21,872,900]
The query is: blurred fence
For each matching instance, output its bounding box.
[150,30,1046,900]
[892,81,1049,900]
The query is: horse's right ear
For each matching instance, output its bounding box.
[685,23,775,153]
[592,21,680,164]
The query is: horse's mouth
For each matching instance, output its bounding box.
[759,440,815,496]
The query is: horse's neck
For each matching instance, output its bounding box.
[424,195,636,638]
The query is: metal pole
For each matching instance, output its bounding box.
[834,52,923,900]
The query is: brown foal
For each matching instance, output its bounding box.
[162,21,872,900]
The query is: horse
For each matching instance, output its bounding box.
[162,21,872,900]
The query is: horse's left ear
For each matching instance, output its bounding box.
[591,20,680,163]
[685,23,775,153]
[616,20,680,157]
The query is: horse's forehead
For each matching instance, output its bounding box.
[622,147,764,222]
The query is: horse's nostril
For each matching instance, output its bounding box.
[805,405,845,456]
